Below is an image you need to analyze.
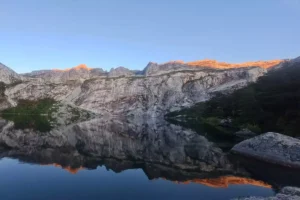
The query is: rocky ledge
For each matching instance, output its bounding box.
[231,132,300,168]
[235,187,300,200]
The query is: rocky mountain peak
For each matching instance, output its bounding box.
[72,64,92,70]
[292,56,300,63]
[0,62,22,84]
[143,59,284,76]
[161,60,185,65]
[108,66,134,77]
[143,61,189,76]
[53,64,92,72]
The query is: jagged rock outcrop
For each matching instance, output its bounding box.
[0,62,23,84]
[108,66,135,77]
[231,132,300,168]
[291,56,300,63]
[144,61,191,76]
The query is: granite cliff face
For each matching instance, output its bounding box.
[0,58,288,116]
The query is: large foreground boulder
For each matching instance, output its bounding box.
[234,187,300,200]
[231,132,300,168]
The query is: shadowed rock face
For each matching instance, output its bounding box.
[291,56,300,63]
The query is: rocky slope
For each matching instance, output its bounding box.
[291,56,300,63]
[0,62,23,84]
[0,58,290,116]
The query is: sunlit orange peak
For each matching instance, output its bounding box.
[170,176,271,188]
[42,163,85,174]
[187,59,283,69]
[73,64,92,70]
[53,64,92,72]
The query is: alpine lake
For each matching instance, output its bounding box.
[0,105,299,200]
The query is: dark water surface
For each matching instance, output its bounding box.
[0,116,285,200]
[0,158,273,200]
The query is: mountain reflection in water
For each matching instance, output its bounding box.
[43,162,272,189]
[0,116,283,199]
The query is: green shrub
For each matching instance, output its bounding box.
[204,117,221,126]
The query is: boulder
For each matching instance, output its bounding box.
[231,132,300,168]
[233,187,300,200]
[234,128,256,139]
[220,118,233,127]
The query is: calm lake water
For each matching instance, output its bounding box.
[0,158,274,200]
[0,116,290,200]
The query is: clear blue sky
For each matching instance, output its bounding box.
[0,0,299,73]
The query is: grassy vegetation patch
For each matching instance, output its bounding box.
[1,98,95,132]
[1,98,56,132]
[2,98,56,115]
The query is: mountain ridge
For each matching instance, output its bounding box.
[0,56,297,117]
[18,58,286,75]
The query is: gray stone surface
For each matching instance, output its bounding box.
[234,128,256,139]
[231,132,300,168]
[108,66,134,77]
[0,62,23,84]
[234,187,300,200]
[2,66,266,116]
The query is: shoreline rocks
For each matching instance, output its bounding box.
[231,132,300,168]
[234,187,300,200]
